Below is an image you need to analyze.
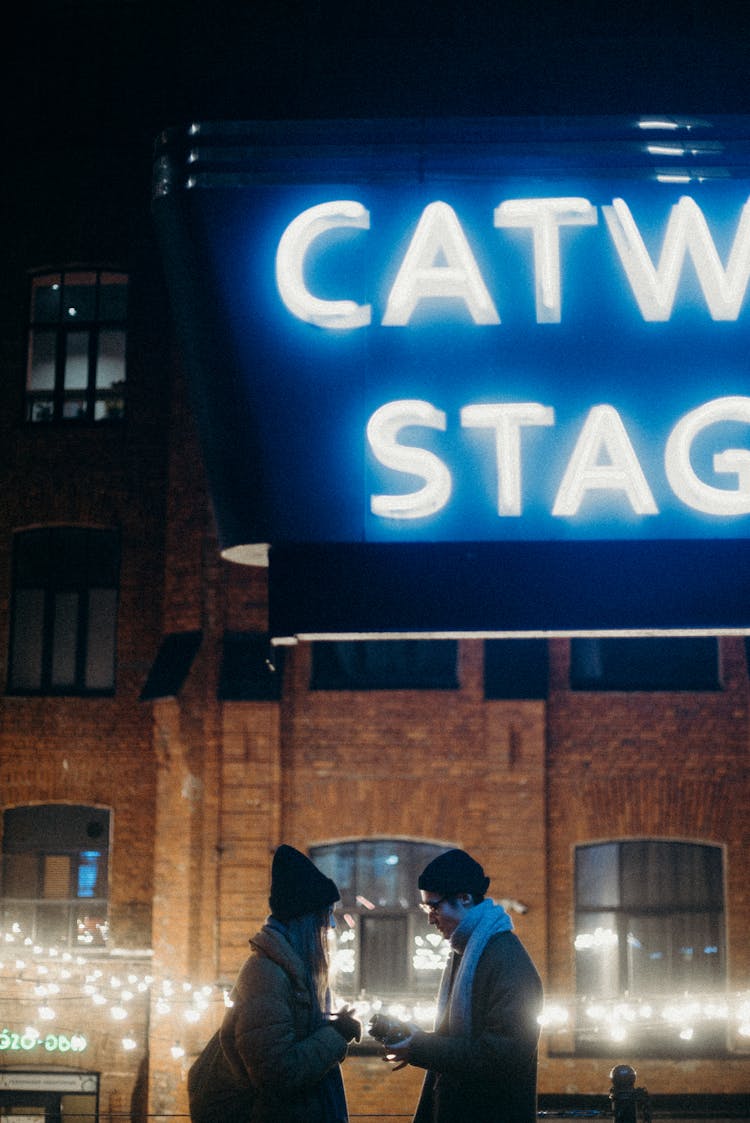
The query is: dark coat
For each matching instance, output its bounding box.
[219,924,349,1123]
[408,930,543,1123]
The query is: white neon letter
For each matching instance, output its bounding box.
[494,197,597,322]
[665,396,750,515]
[553,405,659,516]
[275,200,371,328]
[603,195,750,321]
[460,402,555,515]
[382,201,500,325]
[367,399,452,519]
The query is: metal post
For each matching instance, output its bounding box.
[609,1064,651,1123]
[609,1064,638,1123]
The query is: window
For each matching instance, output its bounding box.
[8,527,119,695]
[310,640,458,690]
[484,639,548,699]
[1,805,110,948]
[310,840,450,1017]
[570,637,720,691]
[575,840,726,1054]
[26,269,128,422]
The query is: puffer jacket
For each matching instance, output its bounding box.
[220,923,349,1123]
[409,930,543,1123]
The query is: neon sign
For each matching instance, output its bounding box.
[275,195,750,328]
[152,116,750,633]
[0,1028,87,1052]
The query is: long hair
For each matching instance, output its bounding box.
[283,908,331,1013]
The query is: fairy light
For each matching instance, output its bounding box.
[0,923,749,1056]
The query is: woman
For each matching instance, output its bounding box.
[216,844,360,1123]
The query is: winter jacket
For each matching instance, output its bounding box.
[219,923,349,1123]
[409,930,543,1123]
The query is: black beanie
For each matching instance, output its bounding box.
[418,848,491,898]
[268,845,340,922]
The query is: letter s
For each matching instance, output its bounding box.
[367,400,452,519]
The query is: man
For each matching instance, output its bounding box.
[384,848,543,1123]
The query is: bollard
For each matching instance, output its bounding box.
[609,1064,651,1123]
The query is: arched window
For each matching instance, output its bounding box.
[310,839,451,1014]
[1,805,110,948]
[575,839,725,1053]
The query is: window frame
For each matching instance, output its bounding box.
[0,805,110,950]
[309,839,452,1014]
[25,267,128,424]
[574,839,727,1056]
[7,527,120,697]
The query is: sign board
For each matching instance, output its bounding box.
[153,116,750,636]
[0,1071,98,1093]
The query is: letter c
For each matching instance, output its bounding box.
[275,200,371,329]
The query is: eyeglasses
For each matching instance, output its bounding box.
[419,895,449,914]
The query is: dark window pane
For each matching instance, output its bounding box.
[98,274,128,319]
[576,843,620,908]
[96,329,126,388]
[621,841,723,910]
[571,637,720,691]
[64,330,90,389]
[51,591,79,686]
[2,852,39,897]
[10,529,118,696]
[36,902,72,945]
[27,329,57,391]
[31,275,62,323]
[9,588,45,689]
[311,639,458,690]
[360,915,408,992]
[484,639,549,699]
[63,273,96,320]
[85,588,117,690]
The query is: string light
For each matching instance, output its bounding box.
[0,924,748,1056]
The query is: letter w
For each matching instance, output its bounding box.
[603,195,750,320]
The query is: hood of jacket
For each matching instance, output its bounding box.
[248,921,311,997]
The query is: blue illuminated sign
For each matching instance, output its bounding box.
[153,117,750,634]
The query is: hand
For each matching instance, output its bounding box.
[331,1005,362,1043]
[381,1028,417,1072]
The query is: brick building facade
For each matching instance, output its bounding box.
[2,8,750,1121]
[1,311,748,1118]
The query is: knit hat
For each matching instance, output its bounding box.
[268,844,340,922]
[418,848,491,898]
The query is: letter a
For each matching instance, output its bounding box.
[382,202,500,325]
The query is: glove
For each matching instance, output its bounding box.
[331,1005,362,1043]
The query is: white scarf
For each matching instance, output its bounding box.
[435,898,513,1037]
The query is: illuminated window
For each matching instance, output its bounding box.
[1,805,110,948]
[310,840,450,1015]
[8,527,119,696]
[570,637,720,691]
[25,269,128,422]
[310,640,458,690]
[575,840,726,1054]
